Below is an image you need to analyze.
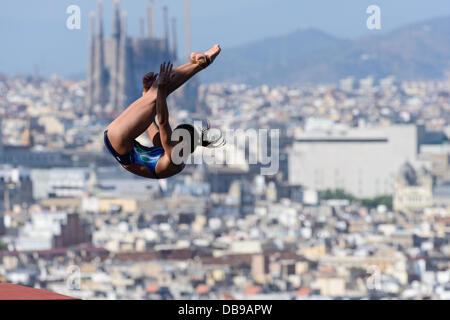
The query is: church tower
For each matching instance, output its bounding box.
[163,6,169,51]
[0,117,3,158]
[117,12,131,108]
[85,12,95,112]
[93,0,108,110]
[171,17,177,59]
[85,1,189,114]
[109,0,121,111]
[147,0,154,38]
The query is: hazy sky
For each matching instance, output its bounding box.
[0,0,449,77]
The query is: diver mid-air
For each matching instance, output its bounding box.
[104,44,224,179]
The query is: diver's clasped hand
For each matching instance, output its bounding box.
[157,61,176,88]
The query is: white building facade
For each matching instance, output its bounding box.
[289,124,421,198]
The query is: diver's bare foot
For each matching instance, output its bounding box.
[204,44,221,63]
[190,44,221,69]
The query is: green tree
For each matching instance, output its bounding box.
[320,189,392,210]
[0,241,7,251]
[321,188,355,201]
[361,195,392,209]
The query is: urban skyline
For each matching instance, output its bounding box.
[1,71,450,299]
[1,0,450,77]
[0,0,449,301]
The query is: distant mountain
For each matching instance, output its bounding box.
[203,16,450,85]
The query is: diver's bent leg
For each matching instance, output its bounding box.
[164,43,221,94]
[147,121,162,147]
[106,94,158,155]
[109,61,203,152]
[115,61,201,126]
[106,45,220,155]
[166,62,203,95]
[106,62,199,155]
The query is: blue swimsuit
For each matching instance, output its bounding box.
[104,130,165,178]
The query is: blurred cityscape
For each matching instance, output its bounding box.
[0,1,450,300]
[1,71,450,299]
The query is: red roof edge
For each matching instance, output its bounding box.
[0,283,79,300]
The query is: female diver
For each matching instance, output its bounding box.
[104,44,223,179]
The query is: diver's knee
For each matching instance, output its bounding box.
[106,127,132,155]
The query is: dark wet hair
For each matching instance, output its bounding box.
[174,124,199,153]
[174,122,225,154]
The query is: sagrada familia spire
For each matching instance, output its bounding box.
[85,0,179,116]
[92,0,107,110]
[109,0,121,110]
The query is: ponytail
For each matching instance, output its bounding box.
[201,120,226,148]
[174,120,226,154]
